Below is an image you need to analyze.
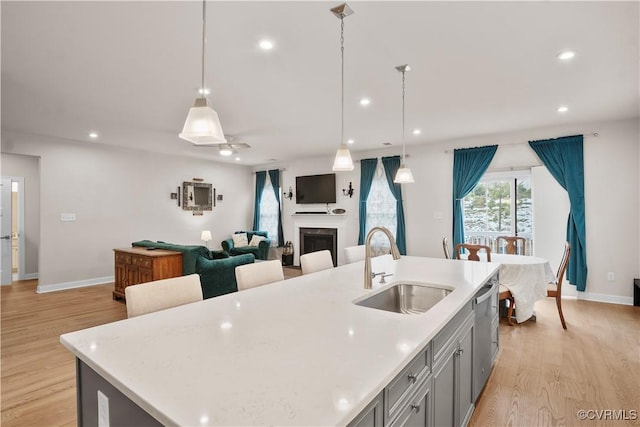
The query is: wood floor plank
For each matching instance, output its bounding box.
[2,280,639,426]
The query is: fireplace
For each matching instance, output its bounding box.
[299,227,338,267]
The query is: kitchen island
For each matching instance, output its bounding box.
[60,256,500,426]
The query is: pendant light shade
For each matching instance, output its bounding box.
[331,3,355,172]
[180,98,226,145]
[179,0,226,145]
[333,143,354,171]
[394,64,414,184]
[394,164,415,183]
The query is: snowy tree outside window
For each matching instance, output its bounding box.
[463,170,532,253]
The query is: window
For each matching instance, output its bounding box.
[259,174,279,246]
[463,170,532,253]
[365,160,397,256]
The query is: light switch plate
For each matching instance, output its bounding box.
[60,213,76,222]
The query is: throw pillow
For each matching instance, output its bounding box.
[232,233,248,247]
[249,235,266,247]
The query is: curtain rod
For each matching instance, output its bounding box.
[253,168,286,174]
[353,154,410,163]
[443,132,598,154]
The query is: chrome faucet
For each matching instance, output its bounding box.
[364,226,402,289]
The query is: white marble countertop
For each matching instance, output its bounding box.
[60,256,499,426]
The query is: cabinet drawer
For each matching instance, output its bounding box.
[385,344,431,422]
[115,253,131,264]
[131,256,152,269]
[433,301,472,361]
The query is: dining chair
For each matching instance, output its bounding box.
[496,236,526,255]
[344,245,366,264]
[442,237,451,259]
[547,241,571,329]
[455,243,492,262]
[235,260,284,291]
[300,250,334,275]
[498,285,516,326]
[125,274,203,318]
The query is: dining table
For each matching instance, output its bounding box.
[460,253,556,323]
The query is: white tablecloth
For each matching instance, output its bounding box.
[460,253,556,323]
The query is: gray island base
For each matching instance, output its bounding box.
[61,256,500,426]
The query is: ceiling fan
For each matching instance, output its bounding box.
[195,136,251,156]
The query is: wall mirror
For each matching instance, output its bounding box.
[182,181,213,211]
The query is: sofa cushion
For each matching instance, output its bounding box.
[196,253,255,299]
[249,235,266,247]
[232,233,248,247]
[230,246,260,256]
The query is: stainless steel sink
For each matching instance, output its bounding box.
[355,283,452,315]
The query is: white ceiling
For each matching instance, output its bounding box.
[2,1,638,166]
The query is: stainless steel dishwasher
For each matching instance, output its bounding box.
[473,275,499,401]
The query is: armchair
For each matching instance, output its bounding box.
[221,231,271,261]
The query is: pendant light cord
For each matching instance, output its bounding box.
[402,70,406,162]
[340,16,345,146]
[201,0,206,93]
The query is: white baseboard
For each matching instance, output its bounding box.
[24,273,39,280]
[37,276,114,293]
[576,291,634,306]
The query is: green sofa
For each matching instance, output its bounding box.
[131,240,254,299]
[221,231,271,260]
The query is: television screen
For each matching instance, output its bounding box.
[296,173,336,204]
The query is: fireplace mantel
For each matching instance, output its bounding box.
[292,214,347,266]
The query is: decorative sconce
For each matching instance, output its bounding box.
[283,186,294,200]
[342,181,355,198]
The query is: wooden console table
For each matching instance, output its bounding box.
[113,247,183,301]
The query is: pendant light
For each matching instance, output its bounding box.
[393,64,415,183]
[331,3,354,172]
[179,0,226,145]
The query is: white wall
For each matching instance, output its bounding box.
[0,153,40,277]
[259,117,639,303]
[1,131,254,291]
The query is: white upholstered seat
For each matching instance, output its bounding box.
[344,245,366,264]
[125,274,203,318]
[300,250,334,275]
[235,260,284,291]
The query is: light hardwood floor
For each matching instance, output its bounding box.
[1,280,639,426]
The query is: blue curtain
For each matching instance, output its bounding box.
[452,145,498,254]
[529,135,587,291]
[252,171,266,231]
[267,169,284,247]
[358,158,378,245]
[382,156,407,255]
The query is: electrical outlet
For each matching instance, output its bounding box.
[607,272,615,282]
[60,213,76,222]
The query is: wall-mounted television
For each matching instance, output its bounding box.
[296,173,336,204]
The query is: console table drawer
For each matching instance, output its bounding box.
[115,253,131,265]
[132,256,152,269]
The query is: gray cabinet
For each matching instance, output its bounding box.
[349,274,500,427]
[432,313,475,427]
[349,392,384,427]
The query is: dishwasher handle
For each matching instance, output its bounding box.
[475,282,498,304]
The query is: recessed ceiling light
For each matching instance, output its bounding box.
[89,132,98,139]
[359,98,371,106]
[557,105,569,113]
[412,129,421,135]
[557,50,576,61]
[198,88,210,95]
[235,157,241,161]
[347,139,354,144]
[259,39,274,50]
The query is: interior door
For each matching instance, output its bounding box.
[1,178,13,285]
